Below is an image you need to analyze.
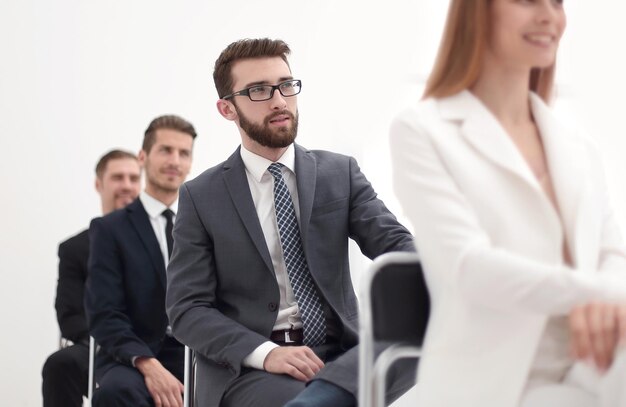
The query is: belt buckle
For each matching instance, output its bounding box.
[284,330,295,343]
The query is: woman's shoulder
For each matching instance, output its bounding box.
[391,92,469,141]
[393,96,440,123]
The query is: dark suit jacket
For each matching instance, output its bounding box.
[85,198,180,372]
[166,144,415,406]
[56,229,89,343]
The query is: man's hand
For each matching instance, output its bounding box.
[263,346,325,382]
[569,302,626,372]
[135,357,184,407]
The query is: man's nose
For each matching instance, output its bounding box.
[269,88,288,109]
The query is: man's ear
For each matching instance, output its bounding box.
[95,177,102,194]
[137,149,146,167]
[217,99,238,121]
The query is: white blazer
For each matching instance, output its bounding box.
[389,90,626,407]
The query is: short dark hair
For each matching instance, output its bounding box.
[213,38,291,99]
[95,149,137,179]
[143,115,197,153]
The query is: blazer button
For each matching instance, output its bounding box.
[268,302,277,312]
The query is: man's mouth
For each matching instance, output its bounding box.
[269,114,291,124]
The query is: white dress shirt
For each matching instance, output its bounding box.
[240,144,304,369]
[140,190,178,267]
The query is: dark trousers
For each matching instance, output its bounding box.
[93,337,184,407]
[42,343,89,407]
[221,342,417,407]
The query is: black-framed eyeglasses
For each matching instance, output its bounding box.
[222,79,302,102]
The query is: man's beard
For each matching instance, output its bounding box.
[237,107,299,148]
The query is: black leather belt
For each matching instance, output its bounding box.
[270,328,304,346]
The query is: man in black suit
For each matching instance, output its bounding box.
[42,149,141,407]
[85,115,196,407]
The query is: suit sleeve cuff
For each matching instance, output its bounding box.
[242,341,279,370]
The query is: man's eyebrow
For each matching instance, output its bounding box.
[243,76,294,88]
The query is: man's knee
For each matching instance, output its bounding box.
[92,385,124,406]
[42,353,58,381]
[222,391,301,407]
[284,379,356,407]
[221,370,305,407]
[42,349,74,381]
[94,365,151,407]
[93,382,152,407]
[43,346,87,378]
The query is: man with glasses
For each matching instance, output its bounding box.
[166,38,417,407]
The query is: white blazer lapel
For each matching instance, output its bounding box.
[438,90,540,190]
[531,93,587,266]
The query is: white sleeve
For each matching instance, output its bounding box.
[589,141,626,275]
[241,341,279,370]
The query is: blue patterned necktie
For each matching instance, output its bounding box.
[267,163,326,346]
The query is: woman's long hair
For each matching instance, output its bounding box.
[423,0,556,102]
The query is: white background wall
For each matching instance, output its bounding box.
[1,1,625,405]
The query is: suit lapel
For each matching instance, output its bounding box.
[126,199,167,288]
[294,144,316,253]
[439,90,540,191]
[439,91,588,266]
[531,94,586,265]
[222,148,275,275]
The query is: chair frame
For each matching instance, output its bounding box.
[84,336,96,407]
[183,345,196,407]
[358,252,427,407]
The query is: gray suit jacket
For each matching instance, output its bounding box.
[166,144,414,406]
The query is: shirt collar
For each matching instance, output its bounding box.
[240,144,296,182]
[140,190,178,219]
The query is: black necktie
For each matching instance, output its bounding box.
[162,209,174,259]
